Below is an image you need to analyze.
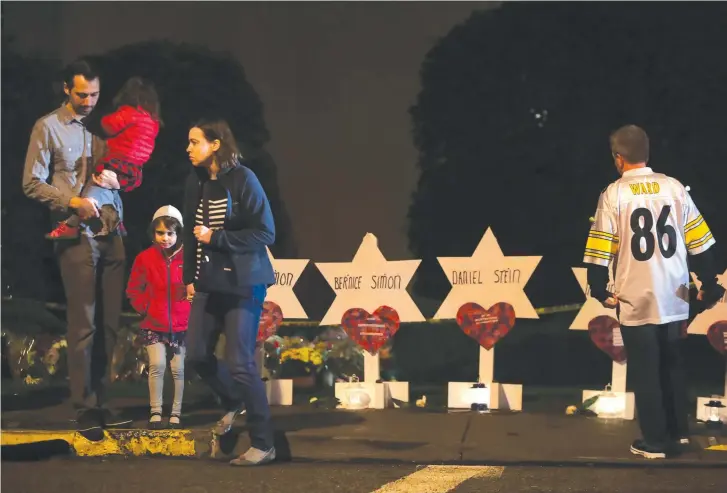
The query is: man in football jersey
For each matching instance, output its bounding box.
[584,125,725,459]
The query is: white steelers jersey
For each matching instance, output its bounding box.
[583,167,715,326]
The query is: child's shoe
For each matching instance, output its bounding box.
[168,414,182,429]
[45,222,79,240]
[148,412,163,430]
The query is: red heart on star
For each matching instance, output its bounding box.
[340,306,400,355]
[257,301,283,343]
[706,321,727,355]
[456,302,516,350]
[588,315,627,363]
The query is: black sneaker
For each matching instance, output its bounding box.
[99,408,133,429]
[75,409,103,432]
[630,439,666,459]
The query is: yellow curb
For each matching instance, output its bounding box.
[1,429,196,457]
[1,430,76,446]
[706,444,727,451]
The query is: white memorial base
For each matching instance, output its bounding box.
[447,381,523,411]
[447,346,522,411]
[256,347,293,406]
[696,395,727,424]
[265,379,294,406]
[695,363,727,423]
[334,381,409,409]
[581,361,634,419]
[334,352,409,409]
[581,389,635,419]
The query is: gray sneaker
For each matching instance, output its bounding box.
[229,447,276,466]
[212,408,246,436]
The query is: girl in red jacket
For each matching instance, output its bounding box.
[126,205,189,429]
[47,76,161,240]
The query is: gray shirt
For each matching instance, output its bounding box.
[22,104,110,227]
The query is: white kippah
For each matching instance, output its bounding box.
[152,205,183,227]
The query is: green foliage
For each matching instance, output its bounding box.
[582,394,599,411]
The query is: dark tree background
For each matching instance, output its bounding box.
[408,2,727,308]
[84,41,297,263]
[2,40,297,304]
[1,35,60,301]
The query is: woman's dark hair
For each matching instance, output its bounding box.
[113,76,163,126]
[191,119,242,170]
[148,216,183,250]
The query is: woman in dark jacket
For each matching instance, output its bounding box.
[183,119,276,466]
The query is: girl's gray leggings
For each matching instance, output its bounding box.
[146,342,185,416]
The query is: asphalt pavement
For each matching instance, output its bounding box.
[3,457,727,493]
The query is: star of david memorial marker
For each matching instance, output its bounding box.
[688,269,727,422]
[433,228,542,411]
[315,233,423,409]
[257,247,310,406]
[570,267,635,419]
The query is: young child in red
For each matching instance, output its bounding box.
[126,206,189,429]
[47,76,161,239]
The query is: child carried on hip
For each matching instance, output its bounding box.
[47,76,162,240]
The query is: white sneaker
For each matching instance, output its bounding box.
[212,408,246,436]
[630,440,666,459]
[229,447,276,466]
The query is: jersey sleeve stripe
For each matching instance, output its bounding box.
[583,254,611,267]
[584,249,612,260]
[588,230,617,240]
[585,235,619,256]
[685,219,711,246]
[687,231,714,250]
[685,214,703,230]
[588,232,619,242]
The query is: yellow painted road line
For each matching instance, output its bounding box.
[370,465,504,493]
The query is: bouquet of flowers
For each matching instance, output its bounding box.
[110,325,148,383]
[280,345,324,375]
[263,336,325,380]
[316,326,400,382]
[260,326,399,389]
[313,327,364,383]
[3,330,67,383]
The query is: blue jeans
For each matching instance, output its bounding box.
[66,183,124,236]
[186,285,273,450]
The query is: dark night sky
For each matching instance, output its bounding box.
[4,1,500,263]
